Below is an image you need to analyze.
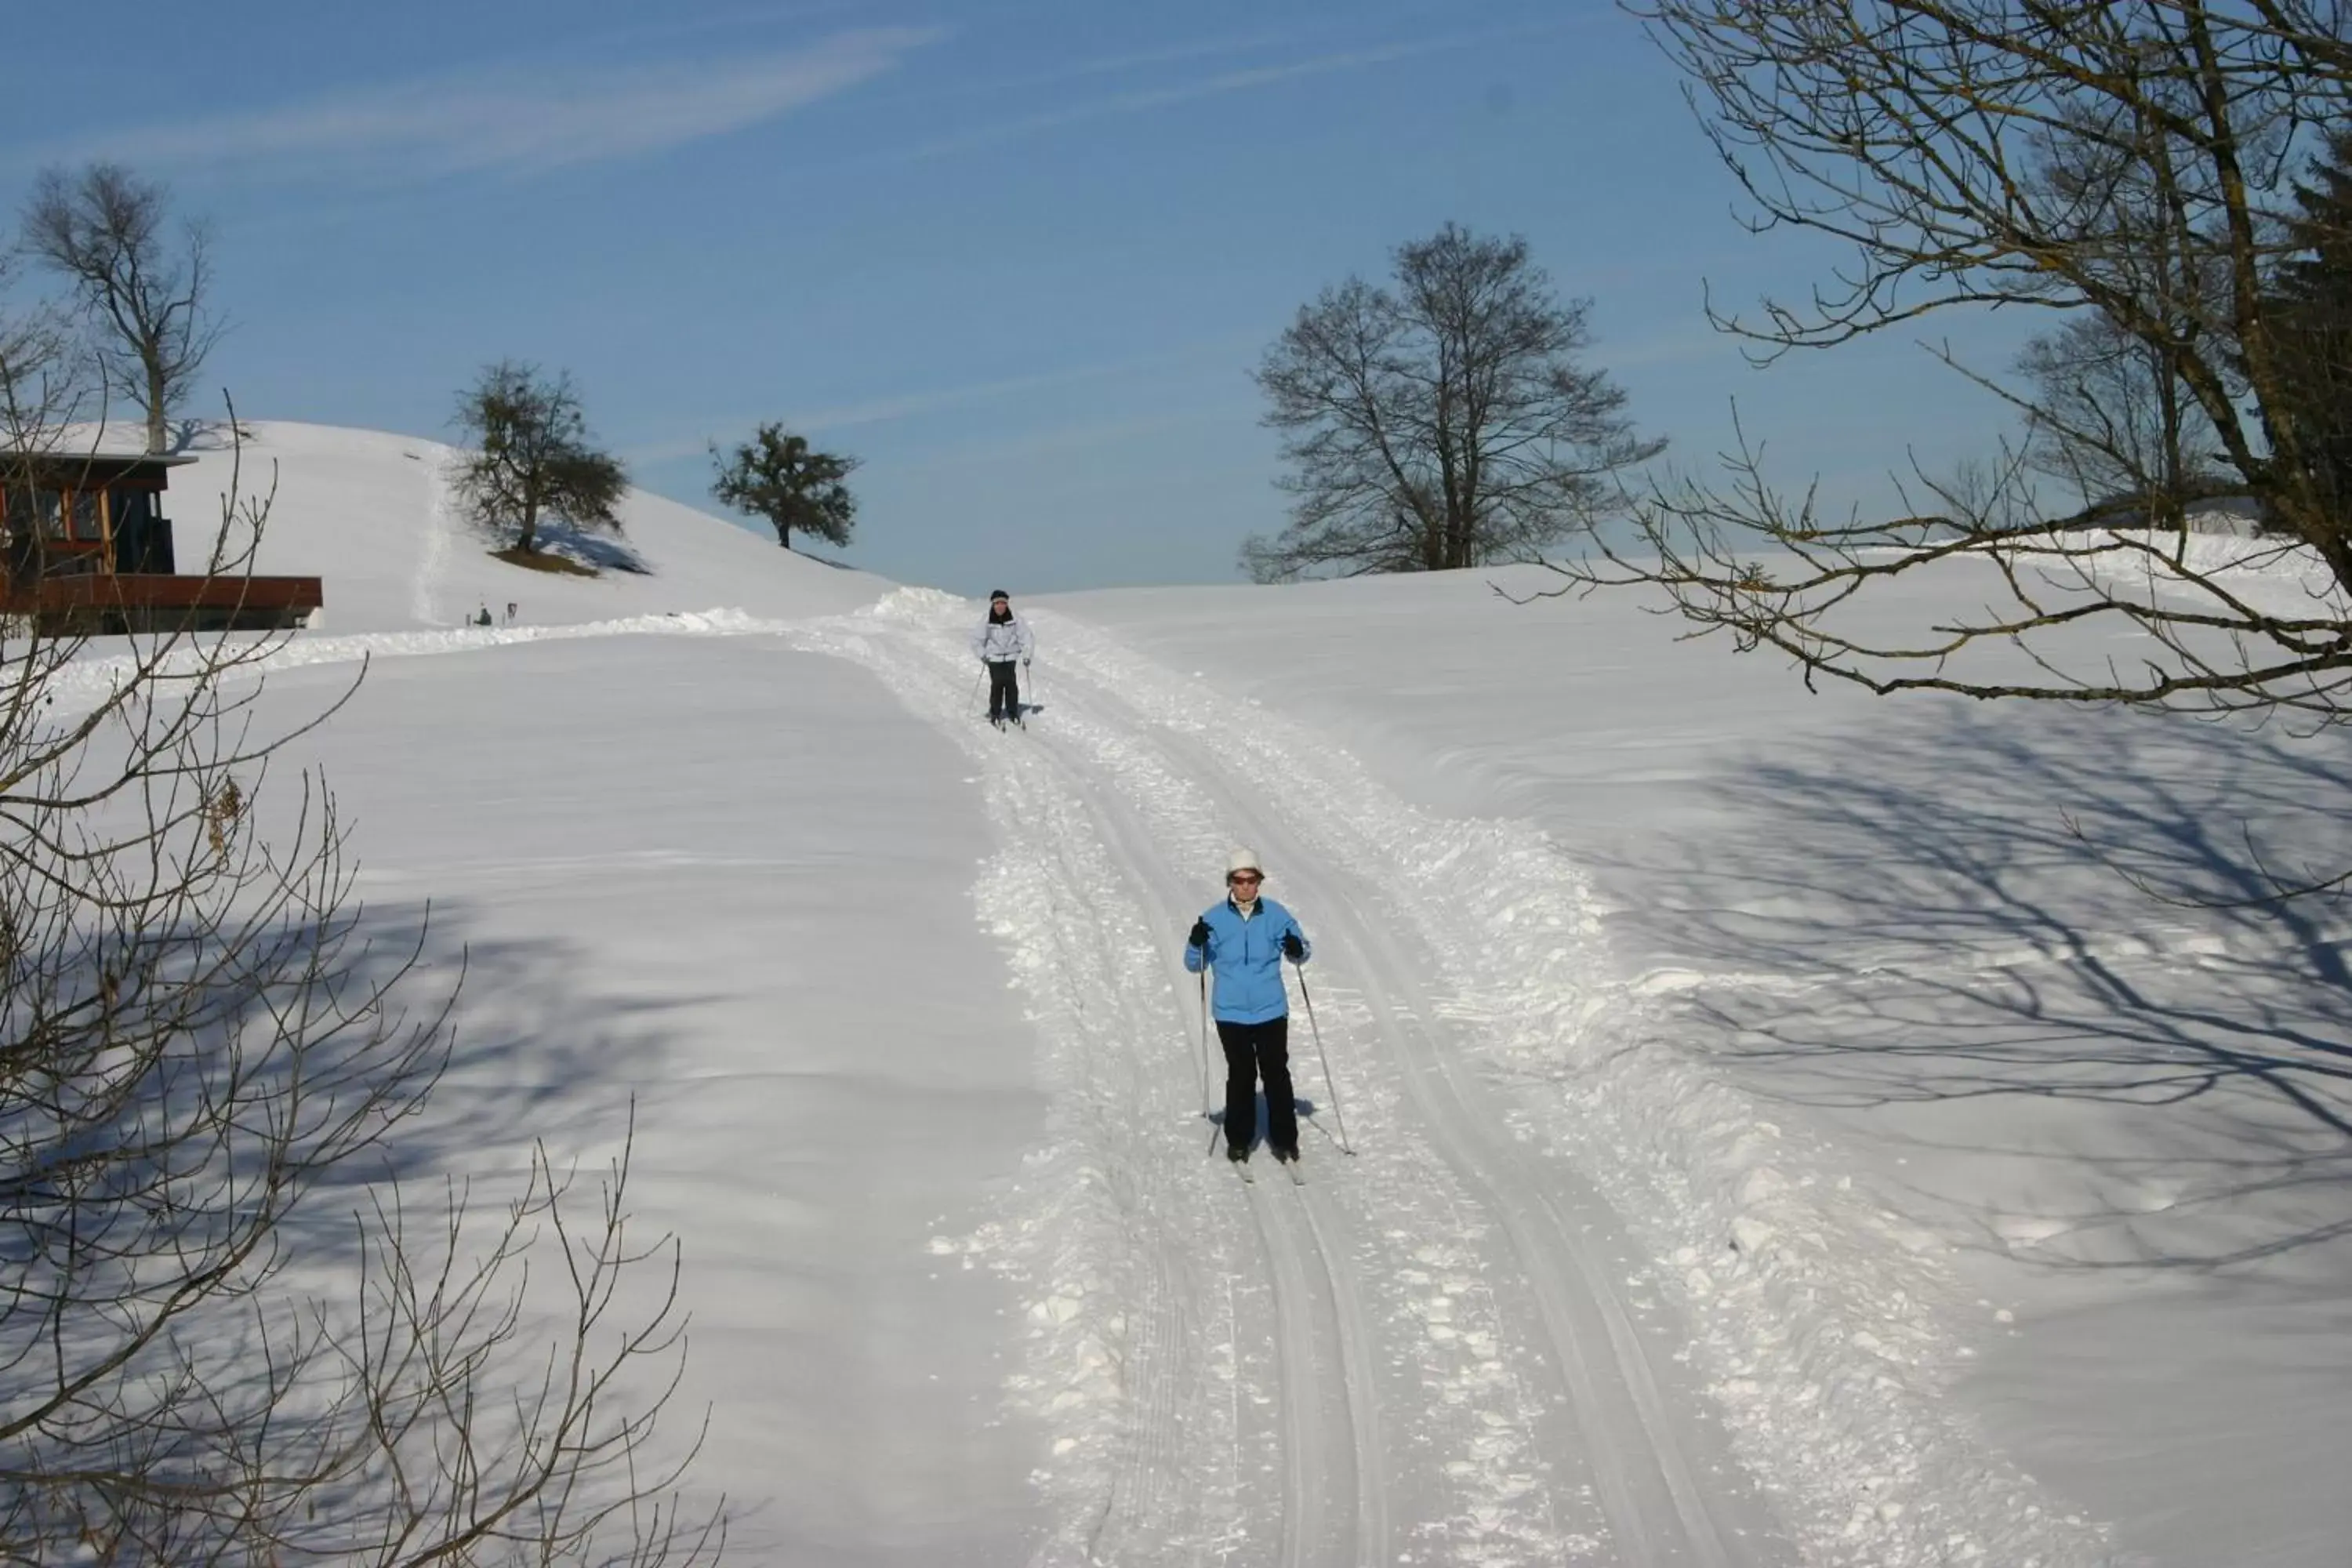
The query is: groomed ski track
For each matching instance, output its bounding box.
[147,586,2125,1568]
[794,589,1795,1568]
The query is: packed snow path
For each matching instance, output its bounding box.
[793,590,1798,1568]
[140,586,2122,1566]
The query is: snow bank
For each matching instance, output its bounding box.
[41,607,793,715]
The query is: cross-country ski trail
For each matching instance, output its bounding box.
[787,587,1797,1568]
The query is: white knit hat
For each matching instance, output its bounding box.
[1225,847,1262,879]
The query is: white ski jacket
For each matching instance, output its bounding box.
[971,614,1034,664]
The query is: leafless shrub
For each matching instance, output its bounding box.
[0,408,719,1560]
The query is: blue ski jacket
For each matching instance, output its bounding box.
[1184,896,1310,1024]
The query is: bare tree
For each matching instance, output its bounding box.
[22,163,222,456]
[1247,223,1662,581]
[451,363,628,557]
[2014,310,2230,526]
[0,427,720,1559]
[709,423,858,550]
[0,272,92,523]
[1550,3,2352,731]
[1994,60,2248,534]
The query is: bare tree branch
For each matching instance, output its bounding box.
[0,397,718,1560]
[1539,5,2352,748]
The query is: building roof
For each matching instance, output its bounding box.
[0,449,197,484]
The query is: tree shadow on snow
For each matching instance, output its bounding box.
[533,520,653,575]
[0,894,721,1538]
[263,898,710,1267]
[1586,701,2352,1276]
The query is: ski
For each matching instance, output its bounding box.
[1281,1160,1305,1185]
[1229,1159,1254,1185]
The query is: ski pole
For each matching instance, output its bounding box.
[1295,969,1353,1155]
[1199,964,1223,1156]
[1198,966,1212,1117]
[967,666,984,713]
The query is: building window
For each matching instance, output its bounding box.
[3,487,65,539]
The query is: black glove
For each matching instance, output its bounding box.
[1282,932,1304,960]
[1189,918,1211,949]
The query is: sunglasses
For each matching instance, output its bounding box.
[1228,873,1261,885]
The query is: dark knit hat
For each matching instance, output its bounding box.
[989,588,1010,602]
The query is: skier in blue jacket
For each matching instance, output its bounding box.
[1184,847,1311,1166]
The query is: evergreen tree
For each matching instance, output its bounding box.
[709,423,859,550]
[2266,131,2352,525]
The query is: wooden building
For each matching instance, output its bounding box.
[0,450,323,633]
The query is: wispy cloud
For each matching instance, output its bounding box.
[555,0,876,56]
[893,27,1301,107]
[874,20,1570,166]
[35,27,941,182]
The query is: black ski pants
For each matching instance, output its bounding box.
[985,659,1022,722]
[1217,1015,1296,1157]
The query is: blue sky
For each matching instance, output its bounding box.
[0,0,2032,592]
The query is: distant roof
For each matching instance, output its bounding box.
[0,448,197,481]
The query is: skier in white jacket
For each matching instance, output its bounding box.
[970,589,1033,728]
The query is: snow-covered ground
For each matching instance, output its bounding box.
[1072,566,2352,1568]
[112,426,2351,1565]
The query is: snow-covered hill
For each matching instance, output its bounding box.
[71,424,2350,1566]
[158,420,887,631]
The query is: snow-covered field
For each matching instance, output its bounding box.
[114,426,2352,1565]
